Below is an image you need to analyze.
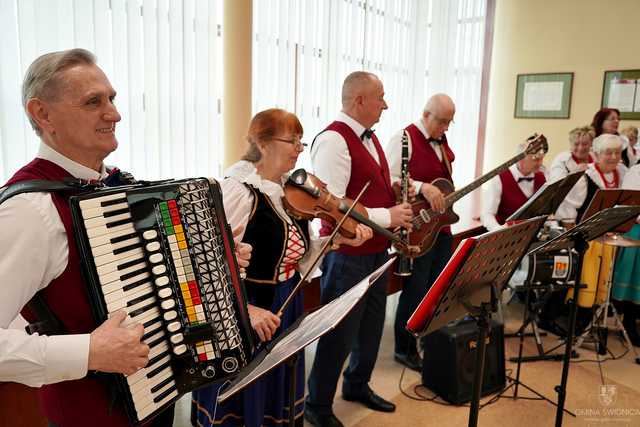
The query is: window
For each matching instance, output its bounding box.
[0,0,224,182]
[252,0,489,185]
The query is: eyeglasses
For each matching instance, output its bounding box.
[427,112,454,126]
[605,117,620,122]
[273,137,307,149]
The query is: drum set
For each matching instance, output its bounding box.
[505,224,640,362]
[504,224,578,361]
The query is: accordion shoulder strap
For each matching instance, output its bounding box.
[0,179,82,206]
[24,291,67,336]
[0,180,82,336]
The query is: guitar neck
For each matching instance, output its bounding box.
[446,151,526,206]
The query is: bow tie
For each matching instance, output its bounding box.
[428,137,443,145]
[360,129,374,140]
[518,176,534,183]
[102,167,137,187]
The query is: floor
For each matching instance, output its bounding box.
[174,292,640,427]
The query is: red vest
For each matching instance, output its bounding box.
[317,121,396,255]
[405,123,454,184]
[495,169,546,224]
[5,158,132,427]
[405,124,455,234]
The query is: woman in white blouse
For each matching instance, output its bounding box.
[556,134,627,311]
[549,125,595,182]
[192,108,372,427]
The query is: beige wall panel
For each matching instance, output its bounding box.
[485,0,640,168]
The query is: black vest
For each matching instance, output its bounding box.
[242,184,310,286]
[575,174,600,223]
[622,146,635,168]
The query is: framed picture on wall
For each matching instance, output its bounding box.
[601,69,640,120]
[514,72,573,119]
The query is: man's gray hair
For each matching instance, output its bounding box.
[341,71,377,107]
[22,48,96,135]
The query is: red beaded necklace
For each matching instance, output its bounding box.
[594,164,619,188]
[571,153,593,164]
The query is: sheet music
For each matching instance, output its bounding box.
[218,257,395,402]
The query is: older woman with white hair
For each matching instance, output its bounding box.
[556,134,627,221]
[556,134,628,311]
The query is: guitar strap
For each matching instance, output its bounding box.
[439,143,453,178]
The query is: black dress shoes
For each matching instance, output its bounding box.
[394,352,423,372]
[342,387,396,412]
[304,406,344,427]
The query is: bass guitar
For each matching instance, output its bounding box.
[396,133,548,257]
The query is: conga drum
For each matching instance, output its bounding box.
[566,240,614,307]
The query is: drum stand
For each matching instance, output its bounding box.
[574,235,640,364]
[508,283,565,363]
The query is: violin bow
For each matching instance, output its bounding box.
[275,181,371,318]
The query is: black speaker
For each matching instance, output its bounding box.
[422,318,506,404]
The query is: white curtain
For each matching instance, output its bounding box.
[0,0,224,182]
[252,0,488,186]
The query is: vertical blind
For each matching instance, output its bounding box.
[252,0,488,186]
[0,0,224,182]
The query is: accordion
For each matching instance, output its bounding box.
[70,178,254,424]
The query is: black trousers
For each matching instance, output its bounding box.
[306,251,390,415]
[394,232,452,355]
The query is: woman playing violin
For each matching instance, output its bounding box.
[192,108,372,427]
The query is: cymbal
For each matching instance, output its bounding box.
[597,233,640,247]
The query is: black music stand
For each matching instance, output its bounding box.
[507,171,584,221]
[580,188,640,230]
[407,216,546,427]
[529,205,640,427]
[503,172,585,362]
[216,257,395,425]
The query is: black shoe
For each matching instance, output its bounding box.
[394,352,423,372]
[623,317,640,347]
[625,328,640,347]
[342,387,396,412]
[304,406,344,427]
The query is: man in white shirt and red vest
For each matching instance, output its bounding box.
[305,72,413,427]
[0,49,173,426]
[481,142,547,231]
[385,94,456,371]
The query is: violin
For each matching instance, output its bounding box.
[282,169,416,254]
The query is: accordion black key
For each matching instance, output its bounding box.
[70,178,254,424]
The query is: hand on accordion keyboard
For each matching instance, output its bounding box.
[88,310,151,376]
[247,304,281,342]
